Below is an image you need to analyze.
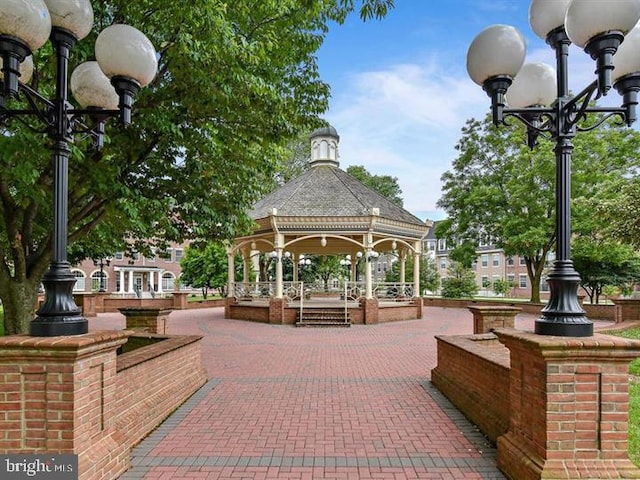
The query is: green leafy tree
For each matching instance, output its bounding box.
[441,261,478,299]
[437,114,640,304]
[384,256,439,294]
[572,238,640,304]
[0,0,394,334]
[492,278,513,297]
[346,165,403,206]
[597,177,640,250]
[180,244,233,298]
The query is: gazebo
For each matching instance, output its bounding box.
[225,126,432,325]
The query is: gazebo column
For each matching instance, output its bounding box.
[293,254,299,283]
[275,248,283,298]
[413,242,421,297]
[365,243,374,299]
[399,250,406,284]
[275,234,284,298]
[242,251,250,283]
[227,248,235,298]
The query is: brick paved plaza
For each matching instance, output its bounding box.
[89,307,555,479]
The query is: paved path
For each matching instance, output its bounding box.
[89,306,606,479]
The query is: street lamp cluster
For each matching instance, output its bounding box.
[1,0,157,336]
[467,0,640,337]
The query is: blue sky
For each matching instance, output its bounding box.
[315,0,607,221]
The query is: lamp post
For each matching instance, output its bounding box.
[467,0,640,337]
[1,0,157,336]
[92,258,111,292]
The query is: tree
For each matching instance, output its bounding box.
[492,278,513,297]
[180,244,233,298]
[437,114,640,303]
[384,255,439,295]
[0,0,395,334]
[441,261,478,299]
[572,238,640,304]
[346,165,403,206]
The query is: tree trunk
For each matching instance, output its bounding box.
[0,280,40,335]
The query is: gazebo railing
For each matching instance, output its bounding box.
[373,282,414,300]
[233,282,274,300]
[232,280,414,302]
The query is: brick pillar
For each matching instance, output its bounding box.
[74,293,96,317]
[413,296,423,318]
[494,329,640,480]
[224,296,235,319]
[94,292,108,314]
[0,331,131,480]
[119,308,172,333]
[172,292,189,310]
[269,297,285,324]
[468,306,521,334]
[612,298,640,324]
[360,297,379,324]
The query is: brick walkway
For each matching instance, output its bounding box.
[89,306,601,479]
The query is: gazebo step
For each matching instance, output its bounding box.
[296,309,351,327]
[296,320,351,327]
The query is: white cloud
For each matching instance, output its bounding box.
[326,60,489,221]
[325,41,627,222]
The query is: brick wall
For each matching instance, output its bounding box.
[423,297,616,321]
[432,330,640,479]
[0,331,207,480]
[114,335,207,452]
[431,334,510,442]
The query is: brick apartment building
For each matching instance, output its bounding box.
[423,222,551,300]
[71,243,186,297]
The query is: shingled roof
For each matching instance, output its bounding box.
[250,164,425,226]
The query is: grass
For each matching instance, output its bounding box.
[607,327,640,465]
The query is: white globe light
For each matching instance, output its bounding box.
[467,25,526,86]
[95,24,158,87]
[0,0,51,51]
[71,61,119,109]
[0,55,33,84]
[613,22,640,81]
[507,63,557,108]
[566,0,640,48]
[529,0,571,40]
[43,0,93,40]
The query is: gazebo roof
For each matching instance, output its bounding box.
[250,164,424,227]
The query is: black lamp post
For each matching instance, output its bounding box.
[0,0,157,336]
[467,0,640,337]
[92,258,111,292]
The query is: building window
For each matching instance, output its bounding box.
[175,248,184,263]
[541,277,550,292]
[91,271,107,291]
[162,273,175,291]
[507,274,515,285]
[147,248,156,262]
[482,276,489,288]
[440,258,447,270]
[492,254,500,267]
[72,270,85,291]
[519,274,527,288]
[437,239,446,250]
[507,257,514,266]
[115,252,124,261]
[481,254,488,268]
[519,257,526,266]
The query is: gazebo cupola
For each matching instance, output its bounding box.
[310,126,340,167]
